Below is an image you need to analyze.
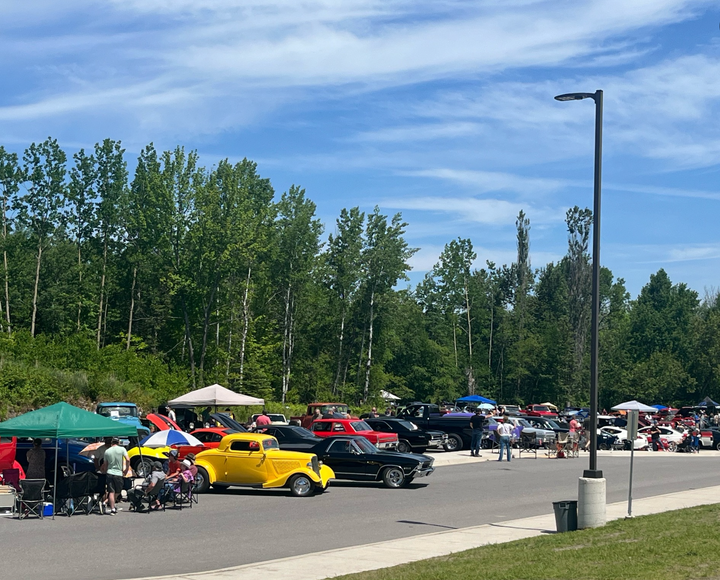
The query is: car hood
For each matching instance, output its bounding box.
[373,450,433,463]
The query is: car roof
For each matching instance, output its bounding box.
[313,418,354,423]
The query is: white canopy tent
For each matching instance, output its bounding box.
[168,383,265,408]
[611,400,656,412]
[610,399,656,518]
[380,390,400,401]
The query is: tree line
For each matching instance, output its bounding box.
[0,138,718,413]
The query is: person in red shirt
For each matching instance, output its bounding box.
[255,411,272,427]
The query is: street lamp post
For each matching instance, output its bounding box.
[555,89,606,528]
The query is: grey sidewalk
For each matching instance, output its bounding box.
[130,483,720,580]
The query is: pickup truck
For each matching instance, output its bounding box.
[523,404,558,418]
[397,403,474,451]
[291,403,352,429]
[96,402,150,437]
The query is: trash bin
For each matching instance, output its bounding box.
[552,500,578,532]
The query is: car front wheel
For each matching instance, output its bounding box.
[289,474,314,497]
[194,467,211,493]
[444,434,463,452]
[382,467,406,488]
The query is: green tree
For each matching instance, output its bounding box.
[18,138,67,337]
[0,147,22,333]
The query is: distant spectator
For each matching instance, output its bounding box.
[649,423,661,451]
[313,409,322,421]
[496,416,513,462]
[469,409,485,457]
[129,461,166,512]
[26,439,46,481]
[368,407,379,418]
[165,449,182,476]
[256,411,272,427]
[167,406,177,423]
[102,437,130,515]
[322,408,335,419]
[569,417,580,433]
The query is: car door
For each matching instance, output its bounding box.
[222,440,267,484]
[320,439,372,480]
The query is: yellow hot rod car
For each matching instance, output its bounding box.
[194,433,334,496]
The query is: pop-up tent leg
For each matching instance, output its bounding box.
[52,444,58,520]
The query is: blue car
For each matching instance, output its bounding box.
[15,438,95,479]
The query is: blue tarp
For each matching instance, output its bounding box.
[456,394,497,405]
[651,404,668,410]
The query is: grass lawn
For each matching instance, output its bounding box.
[335,504,720,580]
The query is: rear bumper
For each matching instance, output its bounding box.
[376,441,397,450]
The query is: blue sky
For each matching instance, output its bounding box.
[2,0,720,297]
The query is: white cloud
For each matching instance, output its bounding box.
[382,196,563,225]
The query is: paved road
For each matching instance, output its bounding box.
[3,454,718,580]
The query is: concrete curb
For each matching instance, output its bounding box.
[128,483,720,580]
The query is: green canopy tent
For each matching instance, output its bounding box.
[0,402,137,518]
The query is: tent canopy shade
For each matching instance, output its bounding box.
[0,402,137,439]
[456,394,497,405]
[168,384,265,408]
[698,396,720,407]
[611,400,657,413]
[380,390,400,401]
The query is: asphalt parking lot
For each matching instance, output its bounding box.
[2,453,718,580]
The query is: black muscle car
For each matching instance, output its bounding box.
[311,435,434,488]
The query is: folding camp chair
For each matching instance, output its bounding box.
[16,479,46,519]
[2,469,21,492]
[56,472,98,516]
[518,431,538,459]
[170,478,194,510]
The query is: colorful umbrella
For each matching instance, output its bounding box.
[79,441,106,457]
[139,430,204,448]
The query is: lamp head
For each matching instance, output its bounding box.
[555,92,598,102]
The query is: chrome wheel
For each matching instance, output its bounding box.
[382,467,405,488]
[289,474,313,497]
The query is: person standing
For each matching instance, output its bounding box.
[26,439,46,481]
[469,409,485,457]
[167,406,177,423]
[368,407,379,418]
[255,411,272,427]
[102,437,130,515]
[497,416,513,462]
[649,422,661,452]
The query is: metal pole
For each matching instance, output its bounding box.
[585,89,603,480]
[52,443,58,520]
[627,442,634,517]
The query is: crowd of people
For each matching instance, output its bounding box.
[90,437,198,514]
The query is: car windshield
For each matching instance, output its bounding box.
[290,427,317,438]
[397,420,418,431]
[320,405,349,415]
[533,406,549,412]
[351,421,372,432]
[98,406,137,418]
[547,420,562,429]
[517,419,533,427]
[262,439,279,451]
[353,438,377,454]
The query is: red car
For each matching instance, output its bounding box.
[145,413,182,432]
[311,419,398,450]
[523,404,558,418]
[175,428,238,459]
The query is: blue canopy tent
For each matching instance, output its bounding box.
[698,397,720,407]
[651,404,668,410]
[456,394,497,405]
